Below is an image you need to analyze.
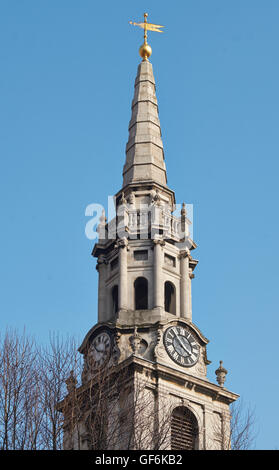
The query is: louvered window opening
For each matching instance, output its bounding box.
[171,408,198,450]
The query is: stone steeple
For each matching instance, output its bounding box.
[122,60,167,188]
[59,18,239,450]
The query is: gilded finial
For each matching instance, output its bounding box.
[129,13,164,61]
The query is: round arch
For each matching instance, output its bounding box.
[112,285,118,316]
[134,277,148,310]
[171,405,199,450]
[164,281,176,314]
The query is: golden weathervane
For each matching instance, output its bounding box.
[129,13,164,61]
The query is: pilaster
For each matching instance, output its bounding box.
[153,237,165,310]
[116,237,129,311]
[179,249,192,322]
[96,255,108,322]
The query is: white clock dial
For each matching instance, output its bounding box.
[163,326,199,367]
[88,332,111,368]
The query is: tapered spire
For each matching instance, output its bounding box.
[122,60,167,188]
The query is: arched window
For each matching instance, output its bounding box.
[112,285,118,315]
[165,281,176,314]
[171,406,199,450]
[134,277,148,310]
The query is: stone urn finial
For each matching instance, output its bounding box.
[99,209,106,225]
[97,209,107,242]
[128,191,135,207]
[215,360,228,388]
[65,370,77,393]
[120,192,127,206]
[129,326,142,355]
[181,202,187,217]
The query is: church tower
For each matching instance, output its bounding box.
[60,15,239,450]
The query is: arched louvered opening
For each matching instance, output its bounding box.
[112,285,118,316]
[164,281,176,314]
[85,408,108,450]
[171,406,199,450]
[134,277,148,310]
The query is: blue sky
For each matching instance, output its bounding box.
[0,1,278,449]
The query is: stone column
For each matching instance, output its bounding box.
[97,255,107,322]
[117,237,128,311]
[188,269,194,321]
[153,238,165,309]
[179,249,192,322]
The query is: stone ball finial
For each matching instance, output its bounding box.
[215,360,228,388]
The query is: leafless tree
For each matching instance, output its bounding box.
[0,329,81,450]
[0,329,41,449]
[230,400,257,450]
[0,329,257,451]
[37,333,82,450]
[59,362,173,450]
[211,399,257,450]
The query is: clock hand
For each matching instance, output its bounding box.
[174,332,191,354]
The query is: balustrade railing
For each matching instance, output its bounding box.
[99,206,188,242]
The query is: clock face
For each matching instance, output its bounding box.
[163,326,200,367]
[88,331,111,368]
